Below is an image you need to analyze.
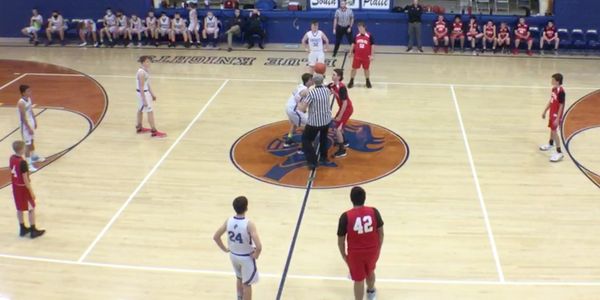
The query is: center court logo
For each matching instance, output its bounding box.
[230,120,409,189]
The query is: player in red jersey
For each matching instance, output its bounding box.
[348,22,374,89]
[337,186,384,300]
[432,15,449,53]
[497,22,511,54]
[450,15,465,52]
[514,17,533,56]
[9,140,45,239]
[466,16,483,55]
[482,20,497,53]
[329,69,354,158]
[540,73,566,162]
[540,20,559,55]
[329,69,353,157]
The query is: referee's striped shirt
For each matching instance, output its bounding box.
[304,85,332,127]
[335,8,354,27]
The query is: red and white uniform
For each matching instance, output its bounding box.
[467,22,480,37]
[434,20,448,38]
[515,23,531,41]
[337,206,384,281]
[498,26,510,41]
[543,25,557,41]
[10,155,35,211]
[484,24,495,40]
[548,86,565,130]
[330,82,354,128]
[451,21,464,39]
[352,32,373,70]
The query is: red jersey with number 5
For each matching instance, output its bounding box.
[10,155,27,187]
[353,33,373,59]
[344,206,383,251]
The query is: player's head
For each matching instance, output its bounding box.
[547,20,554,27]
[12,140,26,156]
[469,16,476,23]
[116,10,123,17]
[413,0,419,5]
[311,20,319,31]
[350,186,366,206]
[340,0,347,9]
[189,2,197,8]
[106,7,113,15]
[19,84,31,97]
[332,68,343,82]
[552,73,563,86]
[148,10,155,17]
[500,21,507,28]
[437,15,444,22]
[138,55,152,68]
[161,11,167,17]
[301,73,313,87]
[174,12,181,19]
[234,8,241,16]
[131,14,138,20]
[32,8,38,15]
[207,11,214,17]
[232,196,248,215]
[518,17,525,24]
[486,20,493,26]
[357,21,366,33]
[52,11,59,18]
[453,15,461,22]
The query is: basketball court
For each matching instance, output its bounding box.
[0,44,599,299]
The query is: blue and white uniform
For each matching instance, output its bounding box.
[286,84,309,127]
[17,97,36,145]
[227,216,259,285]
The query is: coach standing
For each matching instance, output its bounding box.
[333,0,354,57]
[298,74,332,170]
[404,0,424,52]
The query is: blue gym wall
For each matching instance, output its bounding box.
[0,0,598,45]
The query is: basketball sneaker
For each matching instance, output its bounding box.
[366,79,372,89]
[334,148,347,158]
[151,130,167,138]
[367,289,377,300]
[31,154,45,163]
[93,42,99,47]
[296,149,304,155]
[19,226,30,237]
[550,152,564,162]
[30,227,45,239]
[79,42,87,47]
[527,50,533,56]
[348,78,354,89]
[539,144,553,151]
[136,126,152,134]
[28,164,38,172]
[283,139,296,148]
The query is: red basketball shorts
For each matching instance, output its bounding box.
[352,56,370,70]
[451,32,464,39]
[335,109,353,129]
[347,248,379,281]
[13,186,35,211]
[548,112,560,130]
[516,35,532,42]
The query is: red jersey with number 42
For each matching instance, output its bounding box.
[10,155,27,187]
[345,206,382,251]
[353,33,373,58]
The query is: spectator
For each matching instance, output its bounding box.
[332,0,354,57]
[540,20,559,55]
[403,0,423,52]
[246,9,265,49]
[226,9,245,52]
[223,0,240,9]
[21,8,43,46]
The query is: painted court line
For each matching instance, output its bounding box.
[0,73,27,91]
[450,85,505,282]
[77,79,230,262]
[3,252,600,287]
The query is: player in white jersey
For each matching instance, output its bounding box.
[17,85,45,172]
[169,12,189,48]
[100,8,117,47]
[156,12,171,47]
[302,20,330,73]
[21,8,43,46]
[136,56,167,138]
[214,196,262,300]
[115,11,129,46]
[45,11,67,46]
[78,19,98,47]
[202,11,220,48]
[127,14,144,47]
[284,73,314,149]
[145,11,158,44]
[187,3,200,47]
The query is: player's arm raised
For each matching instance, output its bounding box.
[213,220,230,253]
[248,221,262,260]
[18,101,33,134]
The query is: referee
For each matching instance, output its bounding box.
[298,74,332,170]
[332,0,354,57]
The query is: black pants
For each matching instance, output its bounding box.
[302,123,331,166]
[333,25,353,56]
[246,28,265,46]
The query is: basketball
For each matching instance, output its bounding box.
[314,62,326,74]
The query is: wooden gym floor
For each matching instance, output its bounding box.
[0,43,599,299]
